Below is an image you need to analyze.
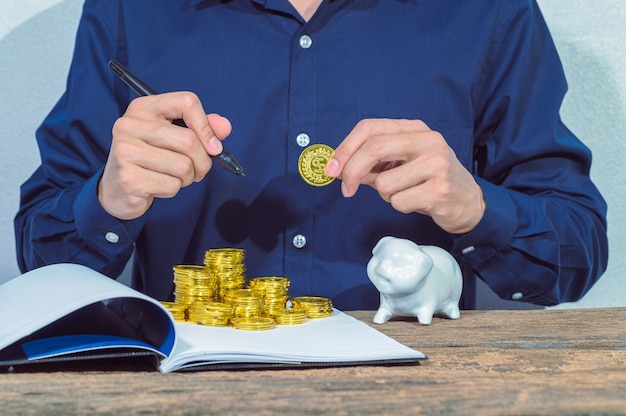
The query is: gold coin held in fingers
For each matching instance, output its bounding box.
[298,144,336,187]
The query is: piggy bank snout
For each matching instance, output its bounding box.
[367,259,392,289]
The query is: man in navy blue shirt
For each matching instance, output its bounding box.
[15,0,608,310]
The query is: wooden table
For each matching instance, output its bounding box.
[1,308,625,415]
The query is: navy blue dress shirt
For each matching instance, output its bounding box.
[15,0,608,310]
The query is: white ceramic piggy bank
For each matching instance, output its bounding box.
[366,236,462,325]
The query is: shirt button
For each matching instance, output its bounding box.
[296,133,310,147]
[299,35,312,49]
[511,292,524,300]
[292,234,307,249]
[105,232,120,244]
[461,246,475,255]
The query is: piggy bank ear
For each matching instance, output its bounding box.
[414,248,434,276]
[372,236,394,255]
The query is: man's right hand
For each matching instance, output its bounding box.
[98,91,232,220]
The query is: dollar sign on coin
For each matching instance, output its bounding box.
[298,144,336,187]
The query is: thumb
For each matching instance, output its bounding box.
[207,113,232,140]
[204,113,232,156]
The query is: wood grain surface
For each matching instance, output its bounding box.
[1,308,625,415]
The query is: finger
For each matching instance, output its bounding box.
[207,113,232,140]
[326,119,428,176]
[138,144,202,188]
[366,126,451,196]
[164,95,233,160]
[114,114,212,182]
[112,126,201,188]
[385,172,439,215]
[370,161,425,199]
[125,93,234,171]
[327,119,430,197]
[340,130,420,197]
[325,119,393,178]
[148,123,215,182]
[100,145,198,220]
[129,91,216,147]
[202,113,233,156]
[116,162,185,200]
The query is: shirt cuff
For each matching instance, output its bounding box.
[74,171,146,260]
[451,177,517,260]
[450,179,550,303]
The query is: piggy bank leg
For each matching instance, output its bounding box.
[441,301,461,320]
[373,295,394,324]
[373,306,393,324]
[415,306,436,325]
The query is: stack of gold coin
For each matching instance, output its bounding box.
[291,296,334,318]
[203,248,247,301]
[160,301,187,322]
[223,288,265,319]
[167,247,334,329]
[172,265,218,306]
[230,316,276,331]
[273,308,308,325]
[187,301,232,326]
[248,276,290,317]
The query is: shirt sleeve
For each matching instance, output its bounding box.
[451,0,608,306]
[14,0,143,278]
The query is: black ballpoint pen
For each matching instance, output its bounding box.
[108,60,245,176]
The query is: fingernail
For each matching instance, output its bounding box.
[208,136,223,154]
[325,158,340,177]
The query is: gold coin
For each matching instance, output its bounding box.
[291,296,334,318]
[274,308,308,325]
[298,144,336,187]
[231,316,276,331]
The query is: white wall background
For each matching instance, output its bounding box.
[0,0,624,309]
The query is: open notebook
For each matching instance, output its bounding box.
[0,264,425,372]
